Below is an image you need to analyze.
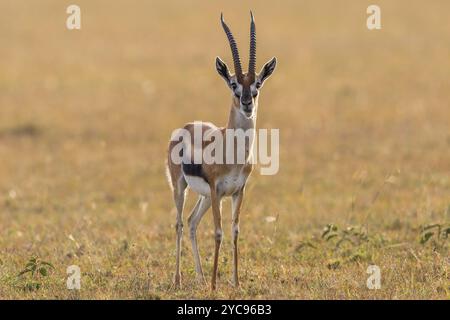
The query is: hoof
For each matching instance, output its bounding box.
[195,275,207,286]
[172,274,182,289]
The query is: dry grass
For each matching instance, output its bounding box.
[0,0,449,299]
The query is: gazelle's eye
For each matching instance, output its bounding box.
[255,82,261,89]
[231,83,237,90]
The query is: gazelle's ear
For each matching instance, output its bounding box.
[256,57,277,88]
[216,56,231,84]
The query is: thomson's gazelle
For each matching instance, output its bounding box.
[166,12,277,290]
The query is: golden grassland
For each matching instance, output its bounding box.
[0,0,449,299]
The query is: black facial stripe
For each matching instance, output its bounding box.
[241,87,252,104]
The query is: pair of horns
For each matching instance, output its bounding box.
[221,11,256,82]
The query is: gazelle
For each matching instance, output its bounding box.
[166,12,277,290]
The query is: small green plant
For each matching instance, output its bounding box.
[322,224,369,248]
[294,240,317,253]
[17,257,54,291]
[322,224,339,241]
[326,259,341,270]
[419,223,450,247]
[320,224,377,266]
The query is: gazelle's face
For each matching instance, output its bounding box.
[229,74,259,118]
[216,57,277,119]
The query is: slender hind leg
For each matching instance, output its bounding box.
[187,195,211,283]
[173,177,187,288]
[231,189,244,287]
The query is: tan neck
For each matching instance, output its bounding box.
[226,96,257,131]
[225,96,257,164]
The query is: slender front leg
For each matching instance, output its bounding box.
[210,184,223,291]
[231,188,244,287]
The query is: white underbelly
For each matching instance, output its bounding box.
[184,171,247,197]
[217,173,246,196]
[185,175,211,196]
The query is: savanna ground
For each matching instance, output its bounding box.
[0,0,449,299]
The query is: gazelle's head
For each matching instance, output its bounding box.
[216,12,277,119]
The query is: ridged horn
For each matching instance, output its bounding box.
[221,13,243,80]
[248,11,256,81]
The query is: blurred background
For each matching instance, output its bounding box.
[0,0,448,299]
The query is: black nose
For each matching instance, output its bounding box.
[242,100,252,109]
